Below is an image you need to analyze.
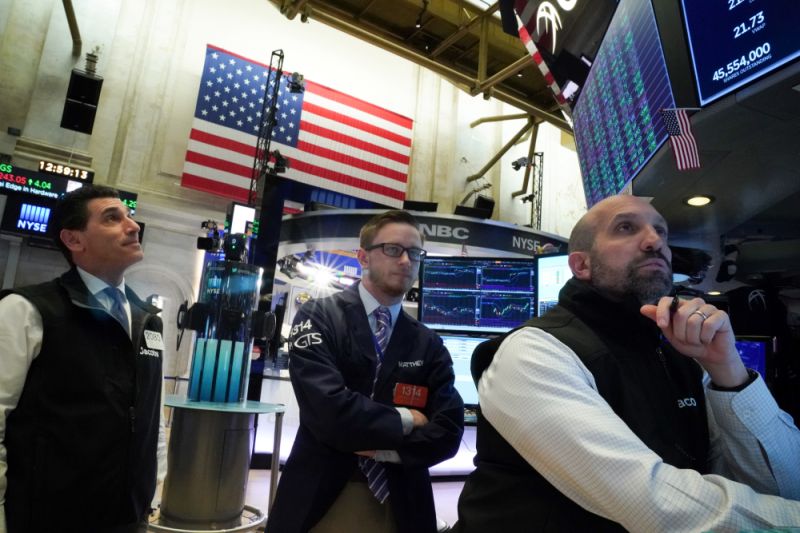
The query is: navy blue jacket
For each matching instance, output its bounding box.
[267,284,464,533]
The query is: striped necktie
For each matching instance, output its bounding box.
[104,287,130,336]
[359,306,392,503]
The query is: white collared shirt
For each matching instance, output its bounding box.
[358,282,401,341]
[76,267,131,336]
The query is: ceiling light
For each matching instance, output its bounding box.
[685,195,713,207]
[707,290,721,296]
[415,0,429,29]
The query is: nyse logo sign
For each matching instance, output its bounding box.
[512,235,542,252]
[16,203,51,233]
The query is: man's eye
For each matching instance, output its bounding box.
[616,222,633,232]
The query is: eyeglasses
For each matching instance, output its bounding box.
[365,243,427,261]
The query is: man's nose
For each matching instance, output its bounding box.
[126,217,141,234]
[642,226,665,250]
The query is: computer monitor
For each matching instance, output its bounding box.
[572,0,674,206]
[440,334,487,407]
[536,253,572,316]
[734,335,775,381]
[228,202,256,234]
[418,256,537,334]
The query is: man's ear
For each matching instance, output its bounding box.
[356,248,369,269]
[60,229,84,254]
[568,251,591,281]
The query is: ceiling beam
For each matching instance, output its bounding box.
[471,54,529,96]
[270,0,572,132]
[430,1,499,58]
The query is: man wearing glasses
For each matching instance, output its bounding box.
[267,210,464,533]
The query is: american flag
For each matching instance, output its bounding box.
[661,108,700,171]
[181,45,413,207]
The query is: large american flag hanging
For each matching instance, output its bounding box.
[661,108,700,171]
[181,45,413,207]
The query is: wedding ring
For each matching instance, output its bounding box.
[691,310,710,321]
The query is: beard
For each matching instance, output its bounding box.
[365,267,415,299]
[590,251,673,305]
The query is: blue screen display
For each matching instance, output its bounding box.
[440,334,487,406]
[681,0,800,106]
[572,0,675,207]
[734,338,769,378]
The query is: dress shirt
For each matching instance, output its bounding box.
[357,283,413,463]
[78,268,132,336]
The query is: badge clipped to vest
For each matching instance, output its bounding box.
[393,382,428,408]
[143,330,165,350]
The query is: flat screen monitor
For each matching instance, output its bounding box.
[681,0,800,106]
[536,253,572,316]
[734,335,775,381]
[229,202,256,235]
[572,0,675,207]
[440,334,488,407]
[418,256,536,334]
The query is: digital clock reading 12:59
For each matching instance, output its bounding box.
[38,160,95,182]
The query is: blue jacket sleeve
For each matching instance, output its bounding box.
[396,335,464,468]
[287,299,406,452]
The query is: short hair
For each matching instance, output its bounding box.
[568,212,596,253]
[52,185,121,264]
[359,210,425,249]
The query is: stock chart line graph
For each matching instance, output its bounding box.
[419,257,538,333]
[479,296,534,328]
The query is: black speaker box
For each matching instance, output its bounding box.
[61,100,98,134]
[60,70,103,134]
[454,204,491,219]
[403,200,438,212]
[473,195,495,218]
[66,69,103,105]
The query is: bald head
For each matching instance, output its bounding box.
[569,196,664,253]
[567,195,672,304]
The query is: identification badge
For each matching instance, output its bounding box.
[144,330,165,350]
[393,383,428,408]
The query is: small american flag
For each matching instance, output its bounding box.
[661,108,700,171]
[181,45,413,207]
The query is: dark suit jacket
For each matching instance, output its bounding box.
[266,284,464,533]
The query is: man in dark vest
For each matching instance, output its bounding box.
[0,185,165,533]
[455,195,800,532]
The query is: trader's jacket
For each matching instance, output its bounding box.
[267,283,464,533]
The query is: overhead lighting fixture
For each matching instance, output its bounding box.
[685,195,713,207]
[415,0,429,29]
[271,150,290,174]
[707,290,721,296]
[287,72,305,93]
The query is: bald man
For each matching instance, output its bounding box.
[455,195,800,532]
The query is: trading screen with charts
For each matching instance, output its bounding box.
[418,257,537,334]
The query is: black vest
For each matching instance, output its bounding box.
[455,279,709,532]
[2,269,163,533]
